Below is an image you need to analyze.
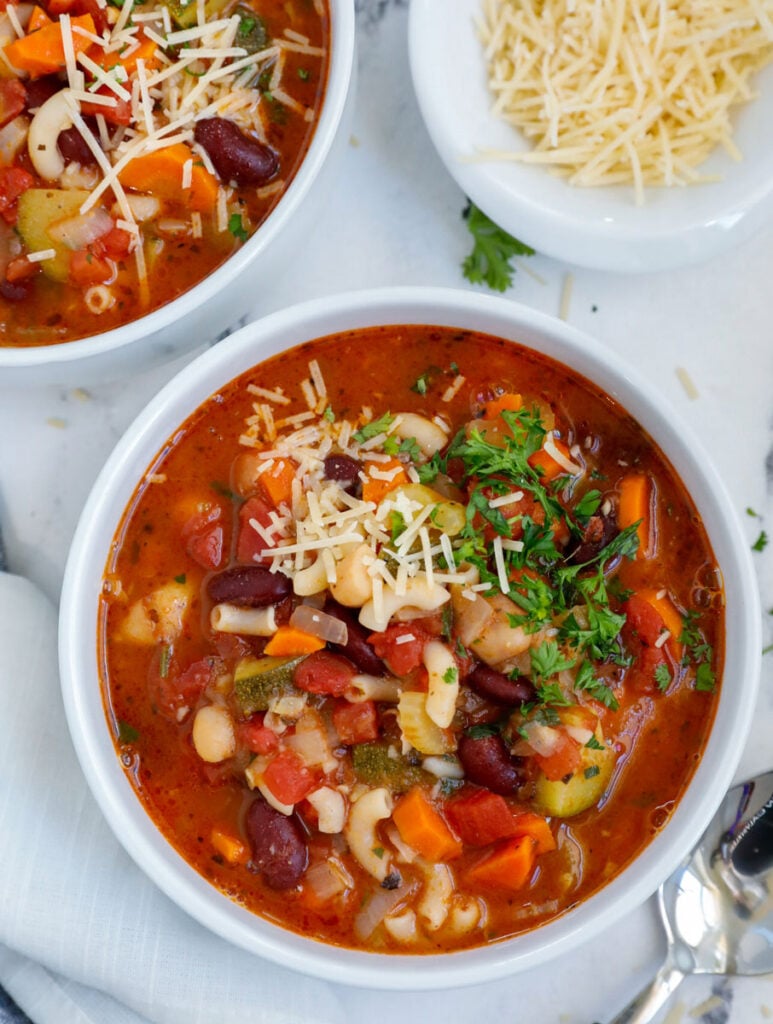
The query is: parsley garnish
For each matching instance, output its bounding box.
[323,405,335,423]
[585,735,604,750]
[584,765,601,779]
[654,663,671,692]
[466,723,500,739]
[574,489,602,520]
[174,573,186,584]
[442,666,458,685]
[353,412,395,444]
[399,437,421,462]
[752,530,768,552]
[298,67,310,80]
[228,213,249,243]
[210,481,235,499]
[695,663,716,692]
[462,201,535,292]
[117,721,139,745]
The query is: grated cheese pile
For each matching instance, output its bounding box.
[478,0,773,203]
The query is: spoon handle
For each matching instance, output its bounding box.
[606,962,685,1024]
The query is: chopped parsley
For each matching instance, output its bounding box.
[462,201,535,292]
[752,530,768,552]
[353,412,395,444]
[442,666,459,685]
[323,405,335,423]
[174,573,187,584]
[228,213,249,243]
[117,720,139,745]
[585,735,604,750]
[574,489,602,520]
[584,765,601,779]
[654,663,671,692]
[298,67,310,80]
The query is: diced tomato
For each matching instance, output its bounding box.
[92,226,133,260]
[6,256,38,283]
[533,730,582,782]
[446,789,521,847]
[621,593,670,691]
[240,715,279,755]
[181,505,223,570]
[368,622,431,676]
[263,750,317,805]
[236,495,278,564]
[332,699,379,745]
[69,249,113,286]
[293,651,356,696]
[158,656,215,713]
[80,88,132,126]
[0,167,34,225]
[0,80,26,131]
[47,0,108,32]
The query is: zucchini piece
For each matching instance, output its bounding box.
[233,655,305,714]
[162,0,229,30]
[16,188,91,282]
[233,7,269,53]
[534,729,615,818]
[351,742,429,793]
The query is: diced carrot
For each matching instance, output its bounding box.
[92,30,160,76]
[4,14,95,77]
[210,827,248,865]
[635,588,684,660]
[618,473,652,559]
[446,789,521,847]
[483,393,523,419]
[392,787,462,862]
[263,625,326,658]
[466,835,537,890]
[510,811,556,854]
[118,143,219,212]
[258,457,297,509]
[27,6,53,32]
[527,436,572,482]
[361,457,408,504]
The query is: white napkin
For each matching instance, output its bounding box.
[0,573,345,1024]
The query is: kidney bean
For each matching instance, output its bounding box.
[57,125,98,166]
[0,278,29,302]
[323,454,361,495]
[569,510,618,565]
[468,665,535,707]
[245,797,307,889]
[458,733,523,795]
[207,565,291,607]
[193,117,278,186]
[24,76,59,112]
[323,600,385,675]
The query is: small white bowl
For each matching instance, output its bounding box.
[1,0,355,388]
[60,287,760,989]
[409,0,773,272]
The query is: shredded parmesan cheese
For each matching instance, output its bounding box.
[478,0,773,199]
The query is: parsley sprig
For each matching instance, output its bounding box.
[462,202,535,292]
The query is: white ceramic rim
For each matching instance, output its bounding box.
[59,286,761,989]
[408,0,773,272]
[1,0,355,372]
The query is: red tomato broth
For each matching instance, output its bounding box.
[0,1,329,346]
[100,326,723,952]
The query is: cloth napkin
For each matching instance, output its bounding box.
[0,572,346,1024]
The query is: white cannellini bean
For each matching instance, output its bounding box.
[358,576,450,632]
[344,787,394,882]
[306,787,346,833]
[28,89,75,180]
[392,413,449,458]
[446,896,483,936]
[423,640,459,729]
[192,705,235,763]
[329,543,373,607]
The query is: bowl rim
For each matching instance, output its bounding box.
[1,0,355,372]
[59,286,761,989]
[407,0,773,272]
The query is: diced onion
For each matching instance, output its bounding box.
[290,604,348,645]
[48,207,113,251]
[521,722,561,757]
[353,885,407,941]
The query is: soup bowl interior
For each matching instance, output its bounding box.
[59,287,760,989]
[0,0,355,388]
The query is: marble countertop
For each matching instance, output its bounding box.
[0,1,772,1021]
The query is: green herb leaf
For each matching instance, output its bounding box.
[323,405,335,423]
[466,722,500,739]
[752,530,768,552]
[353,412,395,444]
[399,437,421,462]
[695,663,716,692]
[228,213,249,243]
[584,765,601,779]
[297,67,310,80]
[654,663,671,692]
[117,720,139,745]
[442,666,458,685]
[462,202,535,292]
[174,573,187,584]
[585,735,604,750]
[210,480,235,499]
[574,489,602,520]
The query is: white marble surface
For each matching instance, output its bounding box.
[0,2,772,1021]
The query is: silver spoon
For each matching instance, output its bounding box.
[608,770,773,1024]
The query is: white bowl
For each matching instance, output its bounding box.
[59,287,760,989]
[1,1,355,388]
[409,0,773,272]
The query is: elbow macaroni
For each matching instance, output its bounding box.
[344,787,394,882]
[358,576,450,633]
[423,640,459,729]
